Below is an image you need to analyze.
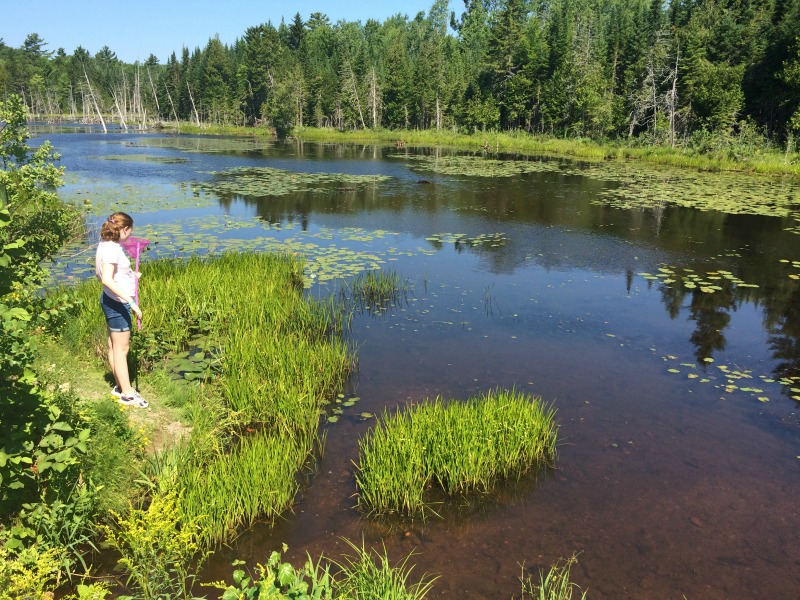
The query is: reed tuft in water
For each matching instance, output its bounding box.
[520,555,588,600]
[355,388,557,518]
[332,538,438,600]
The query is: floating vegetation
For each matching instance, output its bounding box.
[355,389,557,518]
[322,393,363,423]
[132,135,276,154]
[425,232,507,249]
[89,153,190,164]
[637,265,758,294]
[392,152,799,221]
[659,352,800,404]
[196,166,391,198]
[778,258,800,280]
[60,176,215,215]
[394,154,558,177]
[576,162,800,218]
[784,216,800,236]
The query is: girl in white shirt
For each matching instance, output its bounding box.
[95,212,148,408]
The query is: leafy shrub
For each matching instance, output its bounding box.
[100,491,210,600]
[207,545,333,600]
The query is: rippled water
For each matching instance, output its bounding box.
[39,127,800,599]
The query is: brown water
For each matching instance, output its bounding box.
[44,131,800,598]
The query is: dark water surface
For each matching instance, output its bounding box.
[40,129,800,599]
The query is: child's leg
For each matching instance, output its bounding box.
[109,329,134,395]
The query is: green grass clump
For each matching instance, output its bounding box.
[341,269,409,314]
[332,539,438,600]
[179,431,309,546]
[355,389,557,518]
[521,555,588,600]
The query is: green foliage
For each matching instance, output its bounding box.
[3,481,97,580]
[3,1,799,146]
[66,582,113,599]
[0,542,64,600]
[100,491,210,600]
[81,398,144,514]
[208,545,333,600]
[63,252,352,547]
[0,94,85,514]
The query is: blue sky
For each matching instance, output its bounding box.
[2,0,448,64]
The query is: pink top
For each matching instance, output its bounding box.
[95,241,135,302]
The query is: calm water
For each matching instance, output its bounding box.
[40,128,800,599]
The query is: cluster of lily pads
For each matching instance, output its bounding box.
[323,393,372,423]
[89,153,190,164]
[638,265,759,294]
[61,174,215,215]
[196,166,392,197]
[778,258,800,280]
[392,153,560,177]
[392,152,800,222]
[425,232,507,248]
[660,354,800,403]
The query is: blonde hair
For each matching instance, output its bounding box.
[100,212,133,242]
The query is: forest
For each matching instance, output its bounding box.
[1,0,800,147]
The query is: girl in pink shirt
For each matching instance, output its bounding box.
[95,212,148,408]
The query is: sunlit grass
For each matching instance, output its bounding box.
[355,389,558,518]
[294,127,800,177]
[520,555,588,600]
[62,252,354,545]
[332,539,438,600]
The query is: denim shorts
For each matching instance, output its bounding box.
[100,293,132,332]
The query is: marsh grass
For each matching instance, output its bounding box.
[179,431,309,546]
[62,252,354,546]
[520,555,588,600]
[340,269,409,315]
[295,127,800,177]
[355,389,558,518]
[332,539,438,600]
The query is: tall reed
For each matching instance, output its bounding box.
[356,389,557,518]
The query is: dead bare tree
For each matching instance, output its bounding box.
[83,67,107,132]
[186,82,200,126]
[366,66,381,128]
[342,58,366,129]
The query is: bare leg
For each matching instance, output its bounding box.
[109,329,135,396]
[107,332,119,388]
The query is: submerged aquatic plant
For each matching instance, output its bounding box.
[339,269,410,315]
[355,388,558,518]
[520,555,587,600]
[332,539,438,600]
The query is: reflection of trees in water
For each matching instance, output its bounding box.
[655,266,800,383]
[687,286,734,363]
[765,287,800,380]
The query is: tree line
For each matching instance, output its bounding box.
[1,0,799,146]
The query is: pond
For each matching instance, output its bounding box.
[40,127,800,599]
